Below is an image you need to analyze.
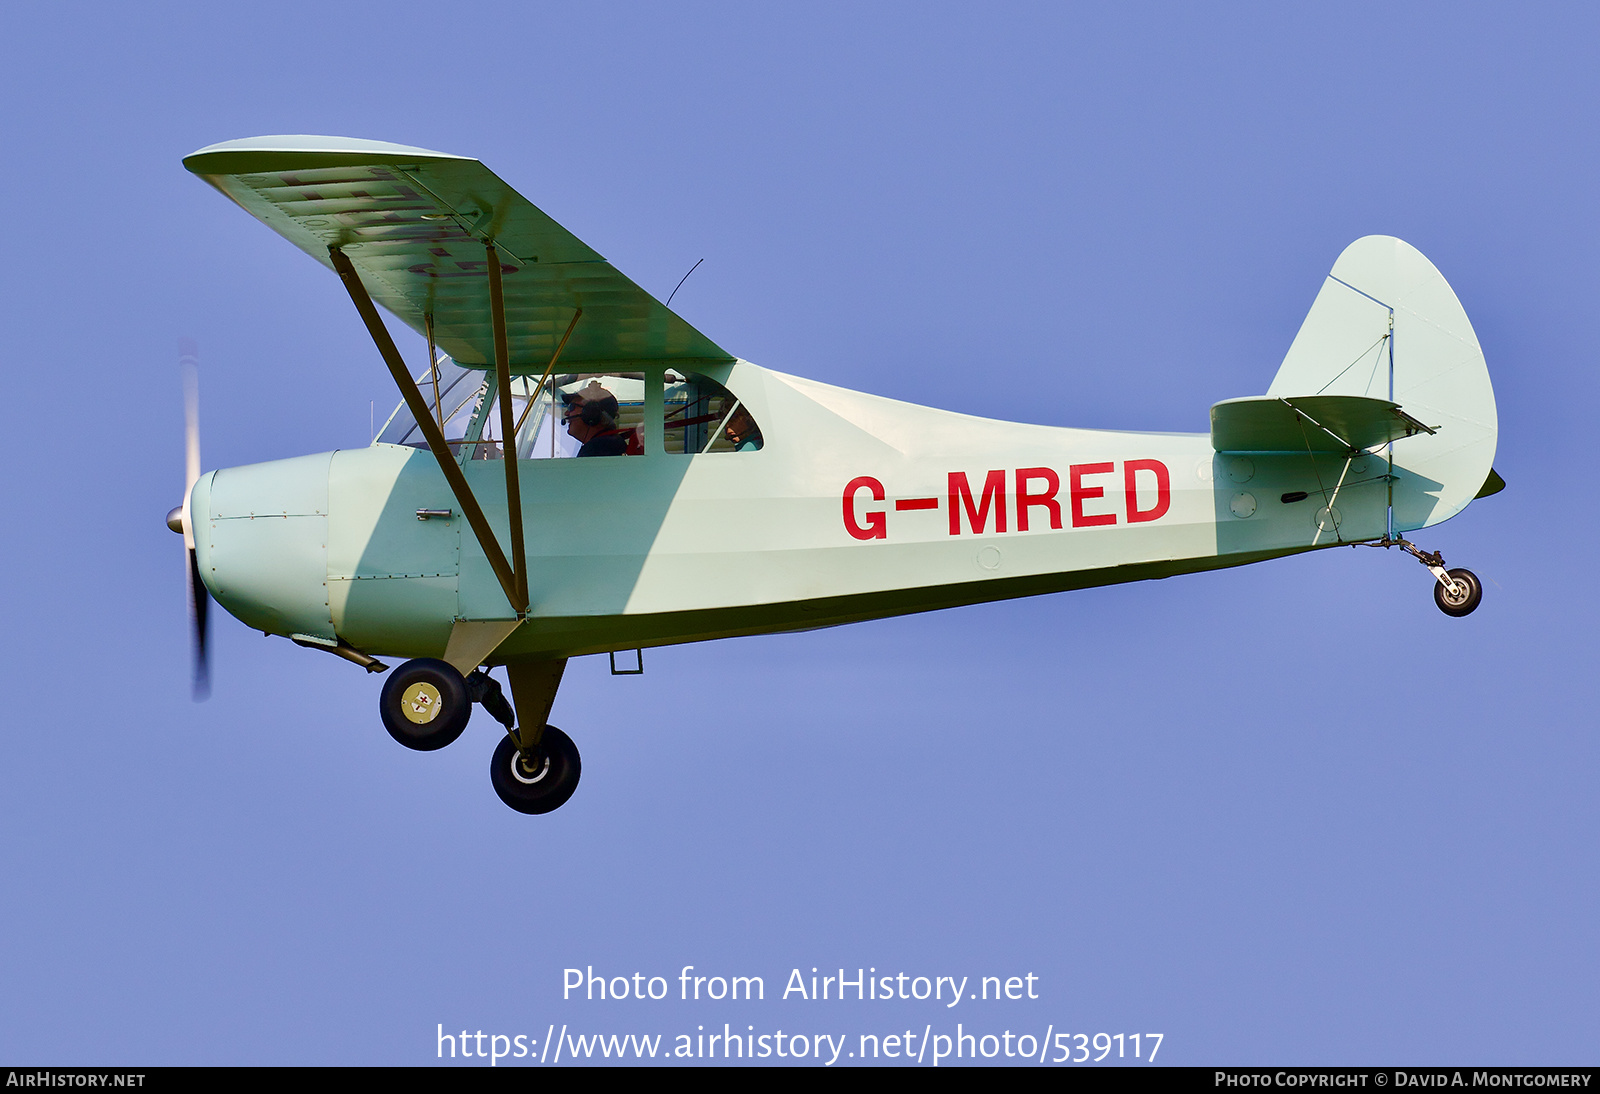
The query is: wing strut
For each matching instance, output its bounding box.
[486,242,529,614]
[329,246,528,617]
[424,312,444,433]
[512,307,583,439]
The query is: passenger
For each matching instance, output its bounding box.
[724,402,763,452]
[563,382,633,457]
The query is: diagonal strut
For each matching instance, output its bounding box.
[329,245,527,616]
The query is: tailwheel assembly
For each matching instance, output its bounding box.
[490,725,581,815]
[1371,537,1484,618]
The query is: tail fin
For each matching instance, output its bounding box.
[1266,236,1498,530]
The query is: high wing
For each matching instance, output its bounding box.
[184,135,733,370]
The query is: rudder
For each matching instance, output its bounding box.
[1267,236,1498,531]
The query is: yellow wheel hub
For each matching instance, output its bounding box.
[402,682,443,724]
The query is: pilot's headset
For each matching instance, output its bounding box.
[569,382,619,428]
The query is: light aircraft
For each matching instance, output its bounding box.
[175,136,1501,815]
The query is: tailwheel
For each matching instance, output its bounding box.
[1433,567,1483,617]
[490,726,581,815]
[1371,538,1486,620]
[379,658,471,751]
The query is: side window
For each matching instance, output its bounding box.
[465,372,647,460]
[517,373,647,459]
[664,372,764,454]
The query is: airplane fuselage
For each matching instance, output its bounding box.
[192,360,1411,664]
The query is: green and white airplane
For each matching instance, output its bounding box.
[175,136,1501,815]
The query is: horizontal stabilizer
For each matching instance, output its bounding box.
[1211,394,1435,453]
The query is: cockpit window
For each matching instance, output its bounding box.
[378,365,760,460]
[376,355,486,451]
[454,373,649,460]
[522,374,646,459]
[378,365,647,461]
[665,372,763,454]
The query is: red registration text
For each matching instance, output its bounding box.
[843,461,1170,540]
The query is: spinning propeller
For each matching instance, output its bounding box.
[166,339,210,700]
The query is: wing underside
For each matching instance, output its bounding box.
[184,136,733,370]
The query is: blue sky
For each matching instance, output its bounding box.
[0,1,1593,1065]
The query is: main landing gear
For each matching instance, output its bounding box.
[1371,537,1484,617]
[378,657,581,814]
[379,658,472,751]
[490,726,582,815]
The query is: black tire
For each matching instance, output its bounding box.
[1433,567,1483,617]
[379,658,471,751]
[490,726,581,815]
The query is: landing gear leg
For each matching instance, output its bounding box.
[1374,537,1484,617]
[465,670,516,731]
[488,658,581,815]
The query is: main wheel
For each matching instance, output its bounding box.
[490,726,581,815]
[1433,567,1483,617]
[379,658,471,751]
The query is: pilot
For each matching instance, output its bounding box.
[563,382,632,457]
[724,402,763,452]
